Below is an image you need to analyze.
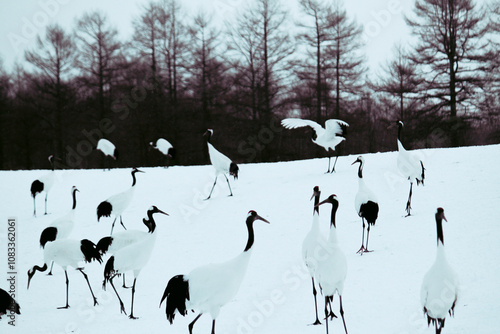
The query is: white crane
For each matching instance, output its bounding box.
[421,208,459,334]
[352,156,379,254]
[281,118,349,173]
[302,186,326,325]
[102,206,169,319]
[160,210,270,334]
[40,186,79,275]
[396,121,425,216]
[30,155,56,216]
[97,168,144,235]
[27,238,102,309]
[96,138,118,160]
[0,288,20,319]
[150,138,176,167]
[204,129,239,200]
[315,194,348,334]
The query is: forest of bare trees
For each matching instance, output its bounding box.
[0,0,499,170]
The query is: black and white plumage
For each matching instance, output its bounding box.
[96,138,118,160]
[27,238,102,309]
[150,138,176,167]
[97,168,144,235]
[160,210,270,334]
[281,118,349,173]
[103,206,168,319]
[352,156,379,254]
[302,186,326,325]
[0,288,20,319]
[204,129,239,200]
[315,194,348,334]
[30,155,56,216]
[421,208,459,334]
[396,121,425,216]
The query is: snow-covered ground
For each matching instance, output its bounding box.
[1,144,499,333]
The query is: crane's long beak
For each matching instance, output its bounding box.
[158,209,169,216]
[351,159,359,165]
[443,214,447,222]
[256,214,270,224]
[315,198,330,207]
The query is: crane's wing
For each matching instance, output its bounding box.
[281,118,324,135]
[325,119,349,137]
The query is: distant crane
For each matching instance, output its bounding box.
[103,206,169,319]
[315,194,348,334]
[421,208,459,334]
[150,138,176,167]
[396,121,425,216]
[27,238,102,309]
[160,210,269,334]
[352,156,379,254]
[96,138,118,170]
[30,155,56,216]
[40,186,80,275]
[302,186,326,325]
[281,118,349,173]
[204,129,239,200]
[0,288,20,319]
[97,168,144,235]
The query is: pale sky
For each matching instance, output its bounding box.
[0,0,419,74]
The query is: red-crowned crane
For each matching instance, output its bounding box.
[150,138,176,167]
[40,186,79,275]
[302,186,326,325]
[421,208,459,334]
[315,194,348,334]
[30,155,56,216]
[96,138,119,170]
[203,129,239,200]
[281,118,349,173]
[27,238,102,309]
[0,288,20,319]
[160,210,269,334]
[352,156,379,254]
[97,168,144,235]
[103,206,169,319]
[396,121,425,216]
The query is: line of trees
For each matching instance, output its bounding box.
[0,0,499,170]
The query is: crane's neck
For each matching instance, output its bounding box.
[72,189,78,210]
[131,171,138,187]
[436,214,444,246]
[313,192,320,215]
[357,161,363,178]
[244,218,256,252]
[50,156,55,171]
[329,202,338,229]
[144,211,157,233]
[205,131,212,143]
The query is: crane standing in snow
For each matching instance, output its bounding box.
[150,138,176,167]
[27,238,102,309]
[315,194,348,334]
[204,129,239,200]
[160,210,269,334]
[40,186,80,275]
[281,118,349,173]
[103,206,169,319]
[352,156,379,254]
[421,208,459,334]
[396,121,425,216]
[30,155,57,216]
[97,168,144,235]
[302,186,326,325]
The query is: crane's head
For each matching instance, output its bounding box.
[71,186,79,193]
[436,207,447,222]
[310,186,320,201]
[149,205,169,216]
[315,194,338,207]
[247,210,270,224]
[351,156,364,165]
[132,167,145,174]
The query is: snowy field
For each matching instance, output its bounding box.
[1,144,499,334]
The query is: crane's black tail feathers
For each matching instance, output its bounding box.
[102,256,117,290]
[30,180,44,198]
[97,201,113,221]
[230,162,239,180]
[96,236,113,255]
[80,239,102,264]
[360,201,379,225]
[40,227,57,248]
[424,307,446,334]
[0,289,21,315]
[160,275,189,324]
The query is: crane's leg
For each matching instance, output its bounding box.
[310,277,322,325]
[109,275,127,315]
[188,313,203,334]
[33,197,37,217]
[324,296,330,334]
[364,224,373,253]
[211,319,216,334]
[223,174,233,197]
[339,296,348,334]
[326,296,337,320]
[57,270,70,309]
[356,219,366,254]
[325,156,332,174]
[47,261,55,275]
[122,274,130,288]
[205,176,218,200]
[405,182,413,217]
[119,216,127,231]
[77,268,98,306]
[110,217,117,235]
[44,193,48,215]
[329,155,339,173]
[129,278,138,319]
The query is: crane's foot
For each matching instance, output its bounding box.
[356,246,366,254]
[93,298,99,306]
[57,305,70,309]
[325,312,338,320]
[129,315,138,320]
[309,319,322,326]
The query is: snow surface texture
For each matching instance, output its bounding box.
[1,144,499,333]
